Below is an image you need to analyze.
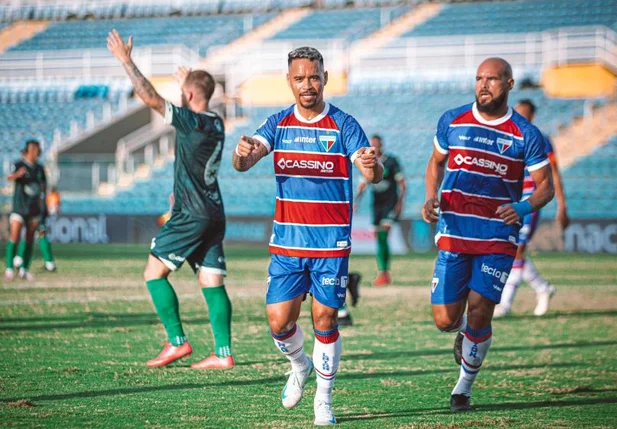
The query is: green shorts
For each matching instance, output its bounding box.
[150,212,226,275]
[372,203,398,227]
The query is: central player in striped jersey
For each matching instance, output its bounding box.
[422,58,555,412]
[232,47,383,426]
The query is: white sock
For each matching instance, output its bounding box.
[457,313,467,332]
[499,260,524,309]
[313,326,342,403]
[271,323,309,372]
[452,325,493,396]
[523,258,549,294]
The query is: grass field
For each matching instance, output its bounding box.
[1,244,617,428]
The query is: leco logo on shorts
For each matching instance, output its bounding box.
[481,263,509,284]
[321,276,348,288]
[277,158,334,174]
[453,153,508,175]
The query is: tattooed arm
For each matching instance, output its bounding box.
[107,29,165,115]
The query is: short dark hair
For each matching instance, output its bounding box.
[517,99,536,116]
[185,70,216,102]
[288,46,324,67]
[370,134,383,142]
[23,139,40,152]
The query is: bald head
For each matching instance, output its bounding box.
[478,57,512,80]
[475,57,514,118]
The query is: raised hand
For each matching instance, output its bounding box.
[174,66,192,87]
[107,29,133,64]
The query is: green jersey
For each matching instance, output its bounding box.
[11,158,46,217]
[164,101,225,220]
[371,154,403,208]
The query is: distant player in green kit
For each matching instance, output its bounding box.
[108,29,233,369]
[5,140,46,282]
[354,135,406,286]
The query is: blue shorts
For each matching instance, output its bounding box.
[431,251,515,304]
[518,211,540,246]
[266,254,349,309]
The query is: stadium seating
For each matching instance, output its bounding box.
[555,135,617,219]
[61,88,606,218]
[7,13,275,56]
[403,0,617,37]
[270,6,411,41]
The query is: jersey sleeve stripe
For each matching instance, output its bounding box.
[434,136,449,154]
[163,101,173,125]
[253,134,272,153]
[527,158,550,172]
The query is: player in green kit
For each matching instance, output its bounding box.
[5,140,46,282]
[354,135,406,287]
[108,29,234,369]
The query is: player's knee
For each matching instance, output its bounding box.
[434,314,460,332]
[312,307,338,332]
[269,319,296,336]
[143,258,170,282]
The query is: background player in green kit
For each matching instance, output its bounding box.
[354,135,406,287]
[5,140,46,282]
[108,29,233,369]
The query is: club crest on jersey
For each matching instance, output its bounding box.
[319,134,337,152]
[496,137,513,154]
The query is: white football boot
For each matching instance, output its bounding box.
[281,355,313,409]
[314,398,337,426]
[4,268,15,282]
[534,285,556,316]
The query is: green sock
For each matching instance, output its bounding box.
[146,278,186,346]
[5,241,16,269]
[202,285,233,358]
[376,230,390,271]
[22,242,34,270]
[16,240,26,261]
[38,235,54,263]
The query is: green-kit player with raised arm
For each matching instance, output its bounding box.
[108,29,234,369]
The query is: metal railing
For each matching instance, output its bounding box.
[0,45,199,79]
[115,122,174,177]
[351,25,617,80]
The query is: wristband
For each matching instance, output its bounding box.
[235,145,241,157]
[510,200,533,219]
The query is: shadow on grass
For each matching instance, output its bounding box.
[0,362,582,404]
[505,309,617,320]
[0,312,266,331]
[338,396,617,423]
[344,340,617,362]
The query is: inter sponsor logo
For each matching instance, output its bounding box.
[496,137,513,154]
[453,153,508,175]
[294,136,316,144]
[277,157,335,174]
[473,136,494,145]
[481,263,509,284]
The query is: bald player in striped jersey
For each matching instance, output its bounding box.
[494,99,569,318]
[423,58,554,412]
[233,47,383,426]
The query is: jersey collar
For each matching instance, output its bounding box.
[472,102,512,126]
[293,102,330,124]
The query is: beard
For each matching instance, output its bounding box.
[476,91,507,114]
[181,93,189,108]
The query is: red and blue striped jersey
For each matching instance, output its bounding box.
[434,102,549,256]
[522,134,554,201]
[253,103,370,258]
